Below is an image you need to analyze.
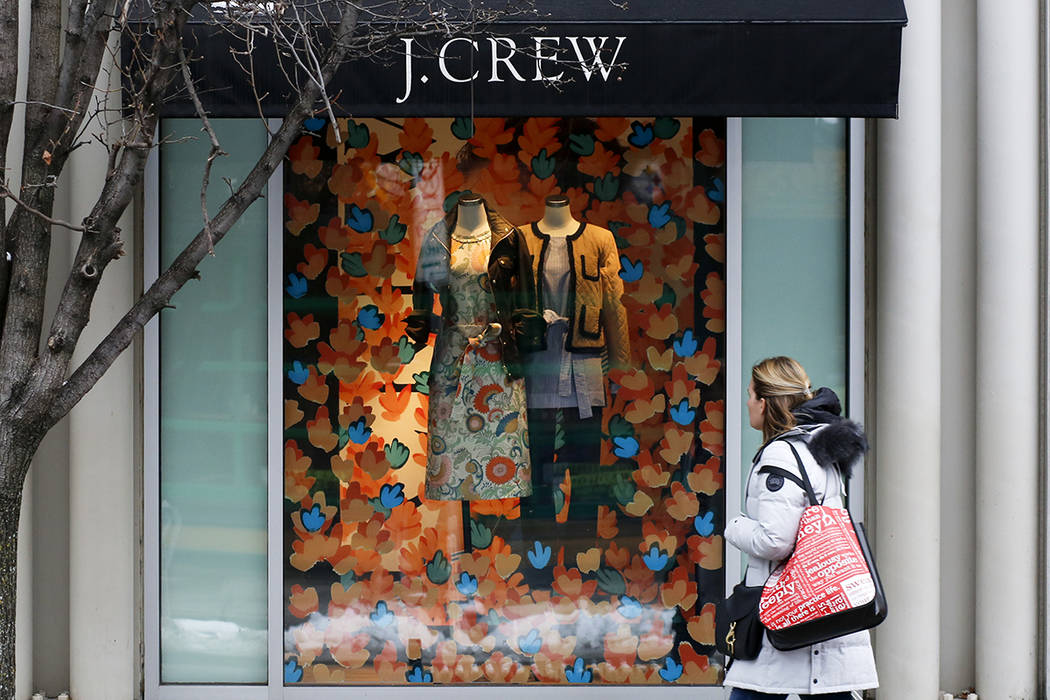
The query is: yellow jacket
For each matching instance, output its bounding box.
[521,221,631,371]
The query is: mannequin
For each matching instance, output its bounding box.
[521,195,631,531]
[406,196,536,504]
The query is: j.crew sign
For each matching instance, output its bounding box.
[396,35,627,104]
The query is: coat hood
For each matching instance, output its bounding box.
[793,387,868,480]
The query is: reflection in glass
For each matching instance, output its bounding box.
[159,119,269,683]
[740,118,849,473]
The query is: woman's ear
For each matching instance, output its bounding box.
[758,397,766,416]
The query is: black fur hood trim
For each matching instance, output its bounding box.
[793,387,869,480]
[806,419,868,480]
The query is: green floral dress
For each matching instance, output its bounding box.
[424,228,533,500]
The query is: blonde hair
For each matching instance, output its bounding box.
[752,356,813,442]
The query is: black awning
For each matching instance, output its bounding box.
[154,0,906,118]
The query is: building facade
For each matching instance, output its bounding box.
[8,0,1049,699]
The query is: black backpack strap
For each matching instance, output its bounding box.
[783,440,820,506]
[747,433,820,506]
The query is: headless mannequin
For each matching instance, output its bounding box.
[450,194,497,546]
[522,194,605,538]
[537,195,577,237]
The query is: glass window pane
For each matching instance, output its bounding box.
[159,118,269,683]
[740,117,849,469]
[282,117,728,685]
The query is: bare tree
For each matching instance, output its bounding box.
[0,0,540,693]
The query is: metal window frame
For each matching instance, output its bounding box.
[725,117,744,586]
[1039,0,1049,693]
[142,120,279,700]
[848,118,868,518]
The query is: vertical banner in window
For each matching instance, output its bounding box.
[281,117,727,685]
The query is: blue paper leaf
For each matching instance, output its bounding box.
[357,305,385,330]
[673,329,698,357]
[379,483,405,509]
[284,659,303,683]
[617,596,643,619]
[618,256,643,282]
[565,657,592,683]
[694,511,715,537]
[627,121,655,148]
[648,202,673,229]
[370,600,394,626]
[346,205,374,233]
[518,629,543,655]
[406,666,433,683]
[527,540,552,569]
[346,417,372,445]
[455,572,479,596]
[285,273,308,299]
[708,177,725,203]
[287,361,309,385]
[301,504,325,532]
[659,657,683,682]
[669,399,696,426]
[612,436,640,459]
[642,544,669,571]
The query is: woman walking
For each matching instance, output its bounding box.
[723,357,878,699]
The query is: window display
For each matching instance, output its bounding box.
[283,116,727,685]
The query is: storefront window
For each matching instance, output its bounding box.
[159,118,269,683]
[281,117,728,685]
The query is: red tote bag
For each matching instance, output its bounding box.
[757,441,886,651]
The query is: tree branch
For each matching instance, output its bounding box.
[177,42,227,252]
[48,0,120,165]
[45,5,362,424]
[21,1,200,414]
[0,182,89,233]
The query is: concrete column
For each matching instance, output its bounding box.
[974,0,1041,697]
[16,476,32,700]
[939,0,978,692]
[67,49,138,700]
[874,0,942,697]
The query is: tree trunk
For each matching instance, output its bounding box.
[0,488,22,700]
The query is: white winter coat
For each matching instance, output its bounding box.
[723,426,878,695]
